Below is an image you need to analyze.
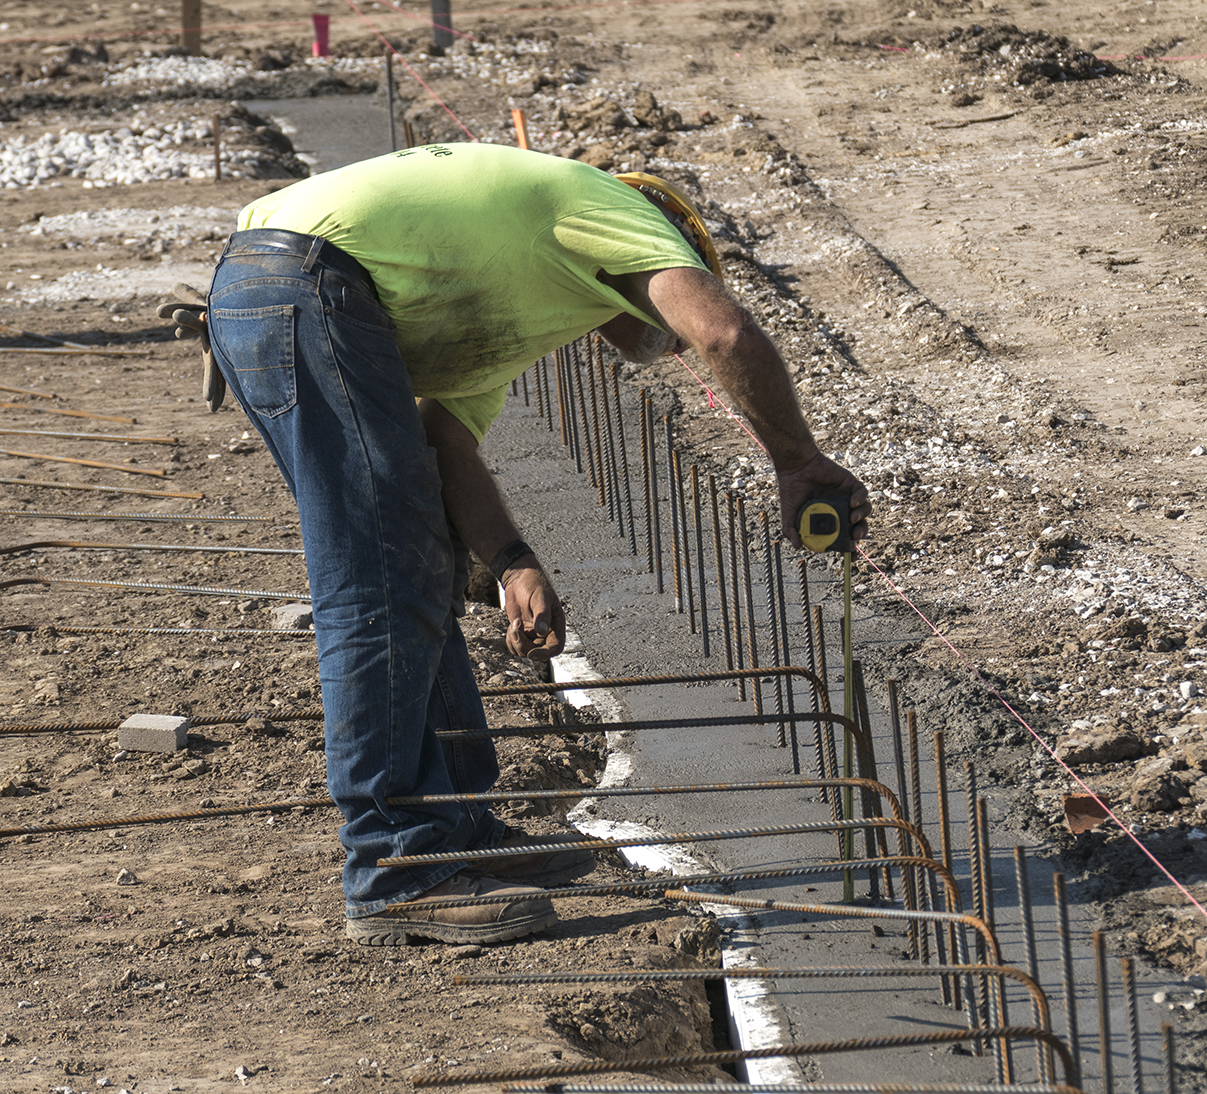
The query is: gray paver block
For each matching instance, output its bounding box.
[119,713,190,753]
[268,602,313,630]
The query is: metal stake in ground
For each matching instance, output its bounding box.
[690,464,708,655]
[664,421,682,612]
[737,496,761,716]
[708,474,733,673]
[728,492,746,700]
[646,397,662,592]
[759,511,785,746]
[673,449,694,632]
[1094,931,1116,1094]
[609,362,637,555]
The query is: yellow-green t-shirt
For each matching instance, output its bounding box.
[238,143,706,440]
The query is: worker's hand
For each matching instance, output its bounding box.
[156,283,225,413]
[501,561,566,661]
[777,452,873,548]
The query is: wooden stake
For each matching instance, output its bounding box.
[181,0,201,55]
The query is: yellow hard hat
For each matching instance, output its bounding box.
[615,171,723,282]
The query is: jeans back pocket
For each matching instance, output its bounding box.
[211,304,298,418]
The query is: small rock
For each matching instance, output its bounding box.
[1057,726,1146,765]
[115,868,139,886]
[268,602,313,631]
[446,944,483,960]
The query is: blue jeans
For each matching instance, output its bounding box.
[207,229,503,916]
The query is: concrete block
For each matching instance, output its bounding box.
[268,602,313,630]
[119,713,190,753]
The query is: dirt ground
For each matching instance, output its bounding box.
[3,0,1207,1088]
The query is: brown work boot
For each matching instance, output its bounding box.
[486,828,597,887]
[345,871,556,947]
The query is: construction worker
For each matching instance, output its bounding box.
[160,142,871,948]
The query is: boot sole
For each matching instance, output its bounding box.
[346,906,557,947]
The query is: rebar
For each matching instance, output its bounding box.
[815,603,841,820]
[0,509,268,523]
[0,402,134,424]
[1015,847,1053,1082]
[708,474,732,672]
[609,362,637,555]
[1122,957,1143,1094]
[664,419,681,611]
[589,344,607,509]
[738,496,762,715]
[380,816,935,870]
[412,1028,1077,1089]
[1095,931,1115,1094]
[554,347,570,448]
[599,350,621,534]
[774,538,798,771]
[886,680,910,824]
[404,855,958,916]
[979,797,1013,1084]
[673,449,694,632]
[1055,872,1082,1090]
[0,428,176,445]
[540,355,554,432]
[0,479,202,500]
[760,511,785,745]
[934,727,959,1010]
[503,1086,1085,1094]
[1,576,309,600]
[728,491,746,700]
[690,464,708,655]
[570,342,596,489]
[1162,1023,1175,1094]
[639,389,653,574]
[0,540,303,558]
[798,558,832,805]
[646,397,662,592]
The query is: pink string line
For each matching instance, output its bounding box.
[671,352,767,454]
[855,542,1207,922]
[343,0,478,142]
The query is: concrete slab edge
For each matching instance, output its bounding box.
[552,628,804,1085]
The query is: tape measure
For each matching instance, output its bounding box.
[795,496,851,554]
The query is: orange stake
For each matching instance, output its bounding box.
[512,108,531,151]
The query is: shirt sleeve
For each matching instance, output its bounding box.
[436,383,510,444]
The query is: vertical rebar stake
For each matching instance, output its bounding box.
[589,341,606,508]
[540,355,554,432]
[639,389,653,574]
[774,540,798,770]
[737,496,762,717]
[728,492,746,701]
[648,399,663,593]
[934,728,961,1011]
[665,419,682,613]
[571,342,597,491]
[886,679,910,824]
[1095,931,1115,1094]
[798,558,831,800]
[674,449,695,633]
[690,465,709,655]
[708,475,733,673]
[1122,956,1144,1094]
[1054,872,1083,1090]
[609,362,637,555]
[813,602,839,828]
[1162,1023,1176,1094]
[759,512,784,745]
[564,349,583,474]
[598,352,621,535]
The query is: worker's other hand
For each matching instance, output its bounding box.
[776,452,873,549]
[501,562,566,661]
[156,283,225,413]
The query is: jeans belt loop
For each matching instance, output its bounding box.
[301,235,324,274]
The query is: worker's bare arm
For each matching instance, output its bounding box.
[604,265,872,544]
[418,398,565,659]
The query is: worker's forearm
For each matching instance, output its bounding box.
[697,322,822,471]
[418,400,529,568]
